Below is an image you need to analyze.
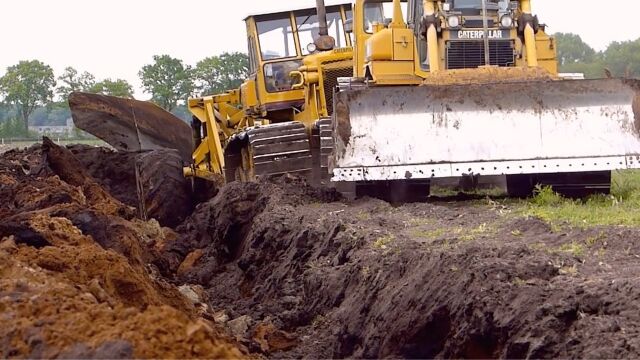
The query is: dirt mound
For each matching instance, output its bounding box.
[170,180,640,358]
[156,176,340,281]
[5,139,640,359]
[68,145,196,228]
[0,139,245,358]
[68,145,139,208]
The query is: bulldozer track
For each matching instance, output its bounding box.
[246,122,313,179]
[310,117,334,184]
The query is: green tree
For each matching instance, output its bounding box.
[194,52,249,96]
[602,39,640,78]
[89,79,134,98]
[57,67,96,100]
[139,55,193,111]
[0,118,31,138]
[555,33,597,67]
[0,60,56,133]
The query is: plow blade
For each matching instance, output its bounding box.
[331,78,640,182]
[69,92,193,161]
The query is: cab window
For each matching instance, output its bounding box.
[257,17,297,60]
[296,10,347,55]
[264,60,302,93]
[363,0,408,34]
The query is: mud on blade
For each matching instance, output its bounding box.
[331,78,640,182]
[69,92,193,161]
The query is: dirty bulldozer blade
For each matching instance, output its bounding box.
[245,122,313,179]
[331,78,640,182]
[69,92,193,162]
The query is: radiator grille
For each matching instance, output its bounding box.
[322,61,352,115]
[446,40,515,70]
[462,19,495,28]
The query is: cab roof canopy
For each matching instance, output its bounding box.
[244,1,352,21]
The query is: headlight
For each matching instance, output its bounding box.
[500,15,513,28]
[447,16,460,28]
[306,43,317,53]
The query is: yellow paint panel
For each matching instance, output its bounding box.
[393,29,415,62]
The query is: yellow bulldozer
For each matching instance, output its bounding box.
[70,0,640,210]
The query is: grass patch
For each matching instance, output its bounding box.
[518,170,640,227]
[430,185,505,197]
[557,241,586,258]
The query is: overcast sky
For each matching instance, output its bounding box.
[2,0,639,99]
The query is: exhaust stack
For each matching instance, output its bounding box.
[314,0,336,51]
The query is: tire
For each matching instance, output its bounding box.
[135,149,193,228]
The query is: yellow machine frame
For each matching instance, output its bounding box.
[186,3,353,180]
[186,0,559,183]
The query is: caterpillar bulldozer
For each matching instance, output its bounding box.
[70,0,640,210]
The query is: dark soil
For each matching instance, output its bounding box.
[167,178,640,359]
[68,145,140,208]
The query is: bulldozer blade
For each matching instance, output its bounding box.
[331,78,640,182]
[69,92,193,162]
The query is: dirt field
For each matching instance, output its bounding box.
[2,141,640,358]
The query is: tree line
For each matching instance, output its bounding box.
[0,53,249,137]
[555,33,640,78]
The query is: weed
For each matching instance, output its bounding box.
[558,242,586,258]
[559,264,579,276]
[585,231,607,247]
[528,242,547,251]
[459,222,495,241]
[356,211,371,221]
[531,185,565,206]
[411,228,447,240]
[407,217,434,227]
[373,234,395,249]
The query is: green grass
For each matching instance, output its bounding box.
[0,139,107,152]
[520,170,640,227]
[430,185,505,197]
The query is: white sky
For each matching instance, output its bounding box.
[1,0,639,99]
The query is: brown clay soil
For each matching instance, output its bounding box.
[0,140,244,358]
[2,141,640,359]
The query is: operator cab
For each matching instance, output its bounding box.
[244,4,351,115]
